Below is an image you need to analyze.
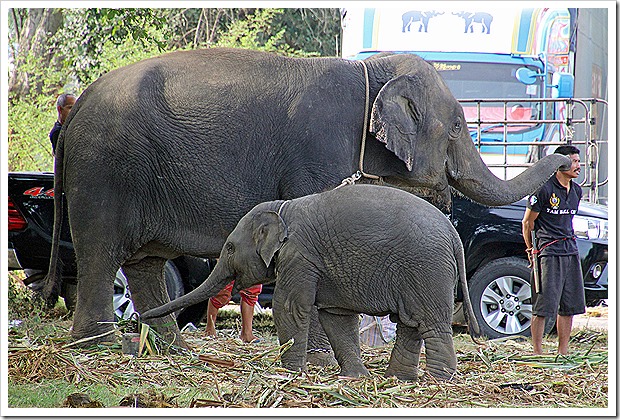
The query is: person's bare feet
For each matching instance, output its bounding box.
[240,331,259,343]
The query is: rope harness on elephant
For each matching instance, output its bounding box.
[335,171,362,189]
[336,60,382,190]
[277,200,289,217]
[357,60,380,181]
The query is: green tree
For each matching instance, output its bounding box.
[275,8,341,57]
[215,9,310,56]
[8,8,171,171]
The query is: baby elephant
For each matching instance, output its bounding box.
[143,185,480,381]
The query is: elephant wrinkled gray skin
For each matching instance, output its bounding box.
[42,47,568,349]
[143,185,480,381]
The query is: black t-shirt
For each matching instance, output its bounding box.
[526,175,582,256]
[49,121,62,154]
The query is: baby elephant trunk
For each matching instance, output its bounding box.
[141,260,233,320]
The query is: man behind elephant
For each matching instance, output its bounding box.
[205,282,262,343]
[49,93,76,155]
[522,145,585,355]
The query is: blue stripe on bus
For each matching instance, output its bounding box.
[515,9,535,53]
[363,9,375,49]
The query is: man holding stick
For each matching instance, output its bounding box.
[522,145,585,355]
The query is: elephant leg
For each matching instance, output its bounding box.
[317,310,369,378]
[272,289,312,372]
[420,327,457,380]
[71,252,119,344]
[306,305,337,367]
[385,322,423,381]
[122,257,187,349]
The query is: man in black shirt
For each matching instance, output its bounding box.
[522,145,584,355]
[49,93,76,155]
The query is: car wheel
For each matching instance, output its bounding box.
[113,269,135,320]
[113,261,185,321]
[469,257,556,339]
[469,257,535,339]
[163,261,184,302]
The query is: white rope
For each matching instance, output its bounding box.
[336,61,381,190]
[358,60,380,181]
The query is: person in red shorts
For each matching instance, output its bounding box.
[205,282,262,343]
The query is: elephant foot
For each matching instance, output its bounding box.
[384,365,419,382]
[306,350,338,367]
[281,361,306,373]
[157,327,189,350]
[281,353,307,372]
[339,363,369,378]
[70,324,118,347]
[426,365,456,381]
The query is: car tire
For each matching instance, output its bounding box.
[112,260,185,321]
[469,257,554,339]
[163,261,184,302]
[113,269,135,320]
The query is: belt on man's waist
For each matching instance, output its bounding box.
[532,236,576,255]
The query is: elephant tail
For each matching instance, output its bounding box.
[39,125,66,307]
[454,235,482,338]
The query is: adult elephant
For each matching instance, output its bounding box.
[42,47,568,348]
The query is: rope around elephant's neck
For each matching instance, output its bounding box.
[277,200,289,216]
[334,61,381,190]
[358,60,380,181]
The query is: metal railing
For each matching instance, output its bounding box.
[459,97,608,203]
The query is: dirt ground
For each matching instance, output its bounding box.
[574,303,609,330]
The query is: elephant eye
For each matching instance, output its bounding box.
[225,242,235,255]
[450,118,463,138]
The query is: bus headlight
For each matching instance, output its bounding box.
[573,216,608,240]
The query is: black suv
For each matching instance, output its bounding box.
[451,195,608,338]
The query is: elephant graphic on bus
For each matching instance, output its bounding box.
[453,11,494,34]
[401,10,445,33]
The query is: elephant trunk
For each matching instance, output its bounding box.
[141,260,234,320]
[448,148,571,206]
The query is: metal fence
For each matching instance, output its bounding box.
[459,97,609,204]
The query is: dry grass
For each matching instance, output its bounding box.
[6,275,610,411]
[7,318,609,410]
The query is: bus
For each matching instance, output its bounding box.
[342,7,577,179]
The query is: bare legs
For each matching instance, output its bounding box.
[205,300,219,337]
[531,314,574,355]
[556,315,573,355]
[530,315,545,354]
[239,299,259,343]
[205,299,258,343]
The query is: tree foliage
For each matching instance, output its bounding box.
[7,7,341,172]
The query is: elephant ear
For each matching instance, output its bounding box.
[369,75,426,171]
[252,211,288,268]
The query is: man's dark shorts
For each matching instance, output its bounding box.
[532,254,586,318]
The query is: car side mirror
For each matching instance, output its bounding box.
[551,72,574,98]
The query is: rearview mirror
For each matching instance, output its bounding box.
[515,67,540,85]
